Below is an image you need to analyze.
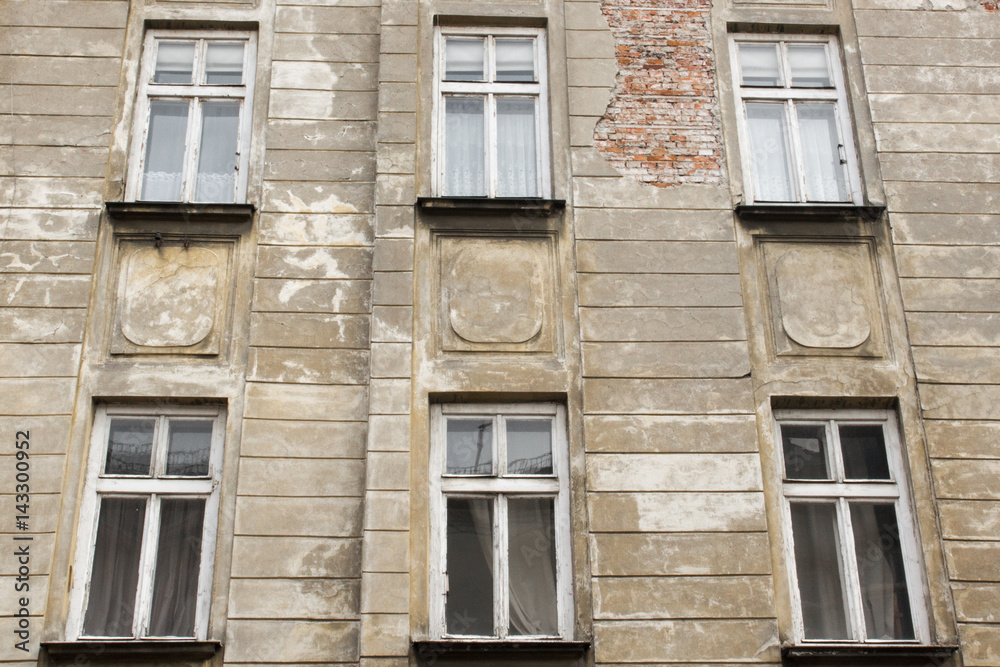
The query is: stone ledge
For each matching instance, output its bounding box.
[413,639,589,661]
[735,203,886,223]
[106,201,255,223]
[42,640,222,662]
[417,197,566,217]
[781,643,959,663]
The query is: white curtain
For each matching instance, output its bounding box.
[195,100,240,202]
[147,498,205,637]
[444,97,485,196]
[142,99,190,201]
[507,498,558,635]
[746,102,794,201]
[791,502,849,639]
[496,97,537,197]
[83,497,146,637]
[797,102,847,201]
[850,503,914,640]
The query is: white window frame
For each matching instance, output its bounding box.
[430,403,572,640]
[67,404,226,641]
[730,34,863,205]
[432,26,551,199]
[773,408,929,645]
[126,30,257,203]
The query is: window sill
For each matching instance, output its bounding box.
[781,643,959,662]
[106,201,255,223]
[42,640,222,662]
[417,197,565,217]
[413,639,589,660]
[735,203,885,223]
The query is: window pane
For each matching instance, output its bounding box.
[443,97,486,196]
[166,420,213,476]
[789,44,832,88]
[840,425,892,480]
[141,99,190,201]
[507,420,552,475]
[496,97,538,198]
[195,100,240,202]
[850,503,916,640]
[153,41,195,84]
[447,418,493,475]
[797,102,849,202]
[790,502,850,640]
[105,418,155,476]
[446,498,494,636]
[745,102,795,202]
[508,497,558,636]
[83,497,146,637]
[445,38,485,81]
[781,424,829,480]
[148,498,206,637]
[496,39,536,82]
[738,43,782,87]
[204,42,245,85]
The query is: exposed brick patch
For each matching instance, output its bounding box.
[594,0,725,187]
[984,0,998,12]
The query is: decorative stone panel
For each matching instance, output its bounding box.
[109,236,237,356]
[435,235,558,355]
[759,239,887,358]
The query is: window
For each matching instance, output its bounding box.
[731,35,861,205]
[430,403,571,639]
[774,409,928,644]
[127,31,256,203]
[67,405,225,640]
[434,27,550,199]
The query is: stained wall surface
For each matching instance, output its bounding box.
[0,0,998,665]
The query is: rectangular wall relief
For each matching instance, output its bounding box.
[759,238,888,359]
[109,235,238,357]
[435,234,559,356]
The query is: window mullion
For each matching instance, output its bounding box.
[134,494,161,639]
[786,100,807,203]
[183,97,204,201]
[838,496,866,641]
[495,494,507,638]
[488,93,498,197]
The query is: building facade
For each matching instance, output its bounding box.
[1,0,999,664]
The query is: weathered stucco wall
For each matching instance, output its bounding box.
[0,0,127,661]
[856,3,1000,663]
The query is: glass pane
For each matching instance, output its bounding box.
[194,100,240,202]
[508,497,558,636]
[105,418,155,476]
[446,497,494,636]
[148,498,206,637]
[496,97,538,198]
[445,38,485,81]
[840,425,892,480]
[797,102,849,202]
[781,424,829,480]
[790,502,850,640]
[82,497,147,637]
[153,41,195,84]
[789,44,832,88]
[446,418,493,475]
[507,420,552,475]
[443,96,486,196]
[166,420,213,476]
[496,39,536,82]
[739,43,782,87]
[141,99,190,201]
[745,102,795,202]
[850,503,915,640]
[204,42,245,85]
